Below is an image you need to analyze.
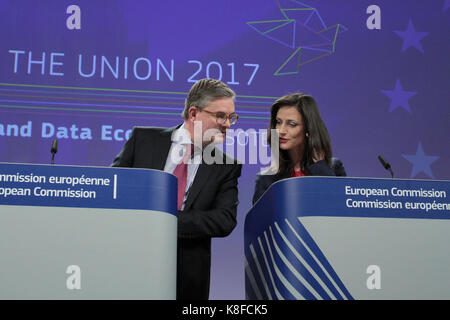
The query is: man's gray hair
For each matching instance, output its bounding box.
[182,78,236,120]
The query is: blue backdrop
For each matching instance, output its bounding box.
[1,0,449,299]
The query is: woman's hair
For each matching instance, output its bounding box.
[267,93,332,175]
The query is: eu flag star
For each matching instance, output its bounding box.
[381,79,417,113]
[402,143,440,179]
[394,19,429,54]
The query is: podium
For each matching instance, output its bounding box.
[244,176,450,300]
[0,163,177,299]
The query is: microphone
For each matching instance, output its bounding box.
[378,155,394,178]
[51,139,58,165]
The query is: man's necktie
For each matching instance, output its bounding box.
[173,143,194,210]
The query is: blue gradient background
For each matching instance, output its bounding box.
[0,1,448,299]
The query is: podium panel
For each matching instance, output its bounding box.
[244,177,450,299]
[0,163,177,299]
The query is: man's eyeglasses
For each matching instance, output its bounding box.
[198,108,239,125]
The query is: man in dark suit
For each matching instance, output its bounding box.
[112,79,242,300]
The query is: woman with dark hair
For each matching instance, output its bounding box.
[252,93,346,204]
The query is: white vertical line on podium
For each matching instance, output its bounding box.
[113,174,117,199]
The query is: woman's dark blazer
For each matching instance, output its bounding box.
[252,158,346,205]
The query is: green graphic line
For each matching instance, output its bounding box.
[333,24,340,52]
[263,20,294,35]
[0,104,269,120]
[250,1,347,76]
[247,19,293,24]
[0,83,278,100]
[273,23,342,76]
[0,104,179,116]
[274,47,302,76]
[281,8,315,11]
[274,72,298,75]
[0,93,272,110]
[280,8,314,19]
[0,91,275,107]
[0,93,185,106]
[317,23,340,33]
[0,82,186,96]
[299,52,332,66]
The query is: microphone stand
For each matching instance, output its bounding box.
[51,139,58,165]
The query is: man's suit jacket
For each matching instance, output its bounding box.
[252,158,346,205]
[112,125,242,300]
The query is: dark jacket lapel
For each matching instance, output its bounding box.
[152,125,179,170]
[183,151,216,211]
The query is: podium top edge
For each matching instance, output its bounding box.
[0,162,166,172]
[275,175,450,183]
